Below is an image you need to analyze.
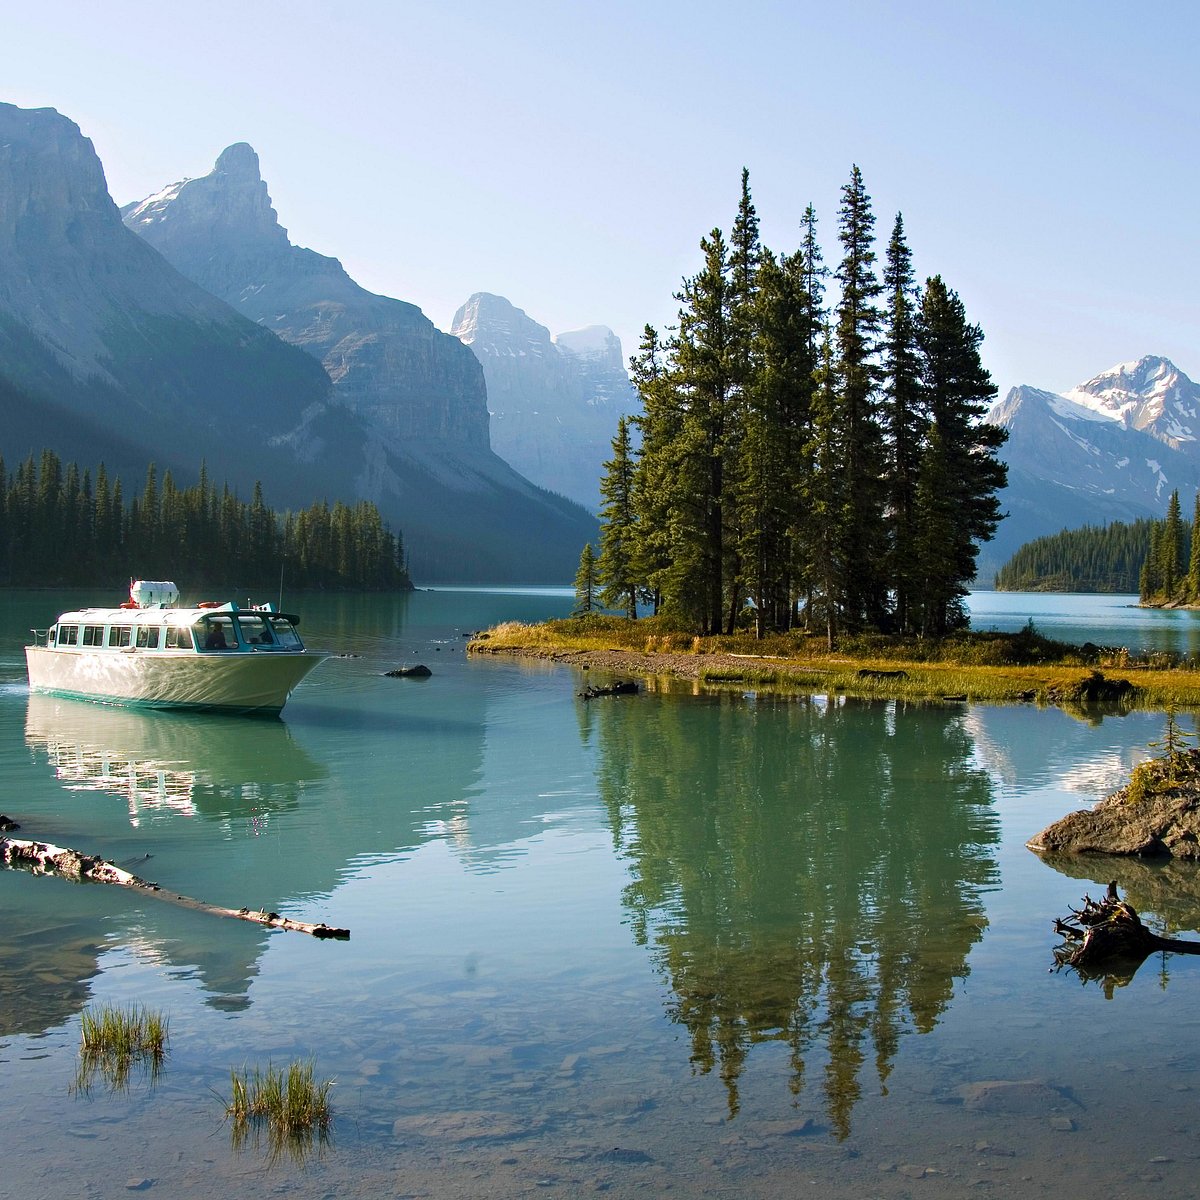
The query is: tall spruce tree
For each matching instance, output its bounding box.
[722,170,764,633]
[1188,492,1200,602]
[807,329,846,647]
[672,229,734,633]
[573,543,598,615]
[1161,489,1183,599]
[913,276,1007,633]
[597,416,641,619]
[832,165,888,629]
[629,325,677,614]
[737,248,820,634]
[882,214,924,632]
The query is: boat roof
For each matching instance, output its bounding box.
[53,602,301,626]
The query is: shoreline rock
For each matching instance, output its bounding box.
[1029,750,1200,858]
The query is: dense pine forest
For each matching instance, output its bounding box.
[591,167,1007,641]
[993,520,1153,593]
[1139,489,1200,606]
[0,449,411,592]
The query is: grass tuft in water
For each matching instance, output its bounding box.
[74,1003,169,1094]
[226,1060,333,1162]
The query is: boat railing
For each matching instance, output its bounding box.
[29,628,52,648]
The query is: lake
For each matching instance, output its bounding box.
[2,586,1199,1199]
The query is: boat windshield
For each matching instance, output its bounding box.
[268,616,303,649]
[236,614,275,646]
[196,615,238,651]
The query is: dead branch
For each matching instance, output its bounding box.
[1052,880,1200,980]
[1,834,349,939]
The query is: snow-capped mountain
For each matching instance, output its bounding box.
[1063,357,1200,448]
[983,356,1200,582]
[451,294,640,511]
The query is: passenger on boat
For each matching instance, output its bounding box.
[204,626,228,650]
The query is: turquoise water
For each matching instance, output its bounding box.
[1,587,1199,1199]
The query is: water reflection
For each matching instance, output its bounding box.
[24,694,325,824]
[1038,850,1200,995]
[16,692,471,1019]
[594,692,1000,1136]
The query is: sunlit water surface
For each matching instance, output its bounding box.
[2,587,1200,1199]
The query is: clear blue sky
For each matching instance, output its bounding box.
[5,1,1197,396]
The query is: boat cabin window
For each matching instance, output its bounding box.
[82,625,104,646]
[56,625,79,646]
[108,625,133,648]
[269,617,303,649]
[236,615,274,646]
[164,625,194,650]
[136,626,162,649]
[198,615,238,651]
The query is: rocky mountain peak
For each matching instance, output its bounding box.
[555,326,623,371]
[0,103,116,254]
[1063,355,1198,446]
[451,293,640,509]
[214,141,261,179]
[122,142,288,252]
[451,293,555,357]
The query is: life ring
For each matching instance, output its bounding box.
[120,600,138,609]
[197,601,219,608]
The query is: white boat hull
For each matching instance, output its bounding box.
[25,646,324,716]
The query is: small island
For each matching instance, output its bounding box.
[467,613,1200,709]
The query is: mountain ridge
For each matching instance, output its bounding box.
[451,292,640,510]
[984,355,1200,582]
[121,142,598,579]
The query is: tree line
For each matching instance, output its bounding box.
[1140,489,1200,604]
[587,167,1007,641]
[994,519,1154,594]
[0,449,411,591]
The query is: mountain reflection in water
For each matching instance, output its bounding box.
[591,689,1000,1135]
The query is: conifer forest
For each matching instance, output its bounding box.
[593,167,1008,641]
[0,449,411,592]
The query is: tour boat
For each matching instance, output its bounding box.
[25,581,326,715]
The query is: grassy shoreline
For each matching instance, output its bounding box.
[467,614,1200,709]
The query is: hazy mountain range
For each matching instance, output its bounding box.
[7,102,1193,592]
[0,102,601,582]
[450,293,639,510]
[983,355,1200,580]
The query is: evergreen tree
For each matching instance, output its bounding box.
[1161,489,1183,599]
[597,416,641,619]
[911,424,961,635]
[832,165,888,629]
[672,228,735,632]
[913,276,1007,632]
[1188,492,1200,601]
[882,214,924,632]
[573,543,599,615]
[629,325,678,614]
[807,330,846,647]
[737,248,819,634]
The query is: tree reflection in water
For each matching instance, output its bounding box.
[592,688,1000,1137]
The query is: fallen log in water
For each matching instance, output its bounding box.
[0,834,349,939]
[578,680,639,700]
[1052,881,1200,978]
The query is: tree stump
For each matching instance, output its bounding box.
[1051,881,1200,982]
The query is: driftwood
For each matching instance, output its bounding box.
[1,833,349,940]
[1052,881,1200,983]
[578,680,639,700]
